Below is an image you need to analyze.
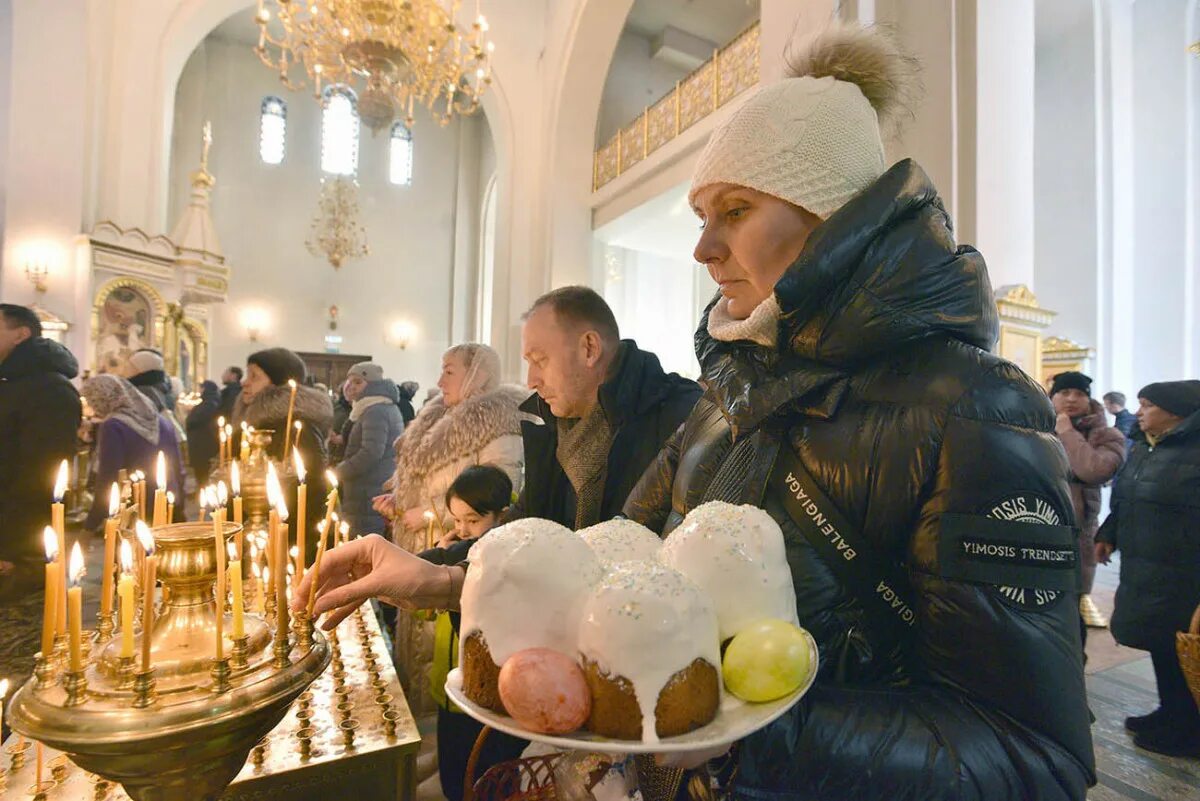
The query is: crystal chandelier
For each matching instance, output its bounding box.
[254,0,495,133]
[306,177,370,269]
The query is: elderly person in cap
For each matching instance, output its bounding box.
[82,374,184,530]
[1048,371,1126,629]
[335,362,404,537]
[234,347,334,561]
[1097,380,1200,757]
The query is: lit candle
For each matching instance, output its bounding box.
[53,461,68,637]
[40,526,59,657]
[102,484,119,617]
[213,488,226,660]
[133,470,146,520]
[256,564,268,614]
[67,541,85,672]
[321,471,339,541]
[135,521,157,671]
[240,422,251,463]
[266,464,290,649]
[226,424,235,464]
[0,678,9,744]
[229,542,245,640]
[293,448,307,583]
[282,379,298,459]
[424,510,435,550]
[153,452,168,527]
[166,491,175,524]
[217,415,226,462]
[231,462,244,555]
[339,521,350,547]
[118,540,135,658]
[306,520,329,616]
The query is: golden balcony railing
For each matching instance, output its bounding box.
[593,21,760,192]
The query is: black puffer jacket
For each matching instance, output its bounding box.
[1097,412,1200,650]
[507,341,701,529]
[0,338,81,572]
[625,160,1093,800]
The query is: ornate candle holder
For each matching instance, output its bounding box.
[95,610,115,643]
[7,521,330,801]
[231,634,251,670]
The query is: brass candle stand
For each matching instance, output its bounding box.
[7,521,330,801]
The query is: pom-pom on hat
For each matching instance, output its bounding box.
[690,21,920,219]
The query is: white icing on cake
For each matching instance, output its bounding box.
[578,519,663,565]
[460,518,603,666]
[659,501,798,640]
[577,561,721,743]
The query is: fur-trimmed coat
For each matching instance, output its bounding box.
[389,384,528,551]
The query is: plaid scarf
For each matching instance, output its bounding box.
[555,401,614,529]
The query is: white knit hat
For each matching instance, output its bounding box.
[690,23,918,219]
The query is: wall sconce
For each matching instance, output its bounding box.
[19,242,58,295]
[240,307,269,342]
[25,258,49,294]
[387,320,416,350]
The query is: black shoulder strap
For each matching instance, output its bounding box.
[770,445,917,656]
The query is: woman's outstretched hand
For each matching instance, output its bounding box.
[290,534,462,630]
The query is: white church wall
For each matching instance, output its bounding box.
[594,31,691,147]
[1033,0,1099,356]
[168,37,485,392]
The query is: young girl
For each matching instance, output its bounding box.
[426,465,526,801]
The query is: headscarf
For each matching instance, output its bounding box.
[444,343,501,403]
[199,380,220,405]
[83,374,162,445]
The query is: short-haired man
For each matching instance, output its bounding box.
[1050,372,1126,628]
[1103,391,1137,438]
[218,365,243,417]
[511,285,701,528]
[0,305,81,602]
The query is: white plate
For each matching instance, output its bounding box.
[444,630,818,755]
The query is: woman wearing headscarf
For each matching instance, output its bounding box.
[336,362,404,537]
[233,348,334,564]
[375,342,526,720]
[185,380,221,486]
[1097,380,1200,757]
[82,374,184,530]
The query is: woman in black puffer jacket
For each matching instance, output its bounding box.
[622,23,1093,801]
[1096,381,1200,757]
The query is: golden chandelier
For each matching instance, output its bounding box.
[254,0,495,133]
[306,177,370,269]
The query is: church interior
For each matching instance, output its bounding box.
[0,0,1198,799]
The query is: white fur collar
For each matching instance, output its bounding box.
[707,294,780,348]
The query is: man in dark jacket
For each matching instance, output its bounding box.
[218,366,243,418]
[1103,391,1137,438]
[0,305,81,601]
[507,286,701,529]
[1097,380,1200,756]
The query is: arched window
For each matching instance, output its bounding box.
[259,96,286,165]
[389,122,414,186]
[321,86,359,175]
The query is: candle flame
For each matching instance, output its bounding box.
[276,497,290,522]
[53,460,69,501]
[250,543,259,560]
[225,424,233,437]
[293,448,306,483]
[198,486,210,510]
[108,482,121,517]
[252,562,261,579]
[0,678,9,699]
[263,566,270,584]
[316,519,326,532]
[294,420,302,432]
[423,510,434,522]
[218,416,226,429]
[68,541,84,585]
[241,421,249,432]
[265,462,282,508]
[219,429,227,443]
[156,451,166,488]
[289,545,299,559]
[43,526,59,562]
[119,539,134,573]
[228,542,238,561]
[217,481,228,505]
[287,562,295,576]
[135,520,155,557]
[325,470,338,489]
[288,379,297,390]
[166,490,175,505]
[339,522,350,536]
[231,461,241,495]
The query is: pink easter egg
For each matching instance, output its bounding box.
[498,648,591,734]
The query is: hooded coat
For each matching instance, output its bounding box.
[337,379,404,536]
[1054,399,1126,593]
[0,338,81,576]
[624,160,1093,800]
[1098,411,1200,650]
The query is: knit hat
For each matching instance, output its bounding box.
[1050,371,1092,398]
[126,348,165,376]
[247,347,307,386]
[347,362,384,383]
[1138,380,1200,419]
[690,22,919,219]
